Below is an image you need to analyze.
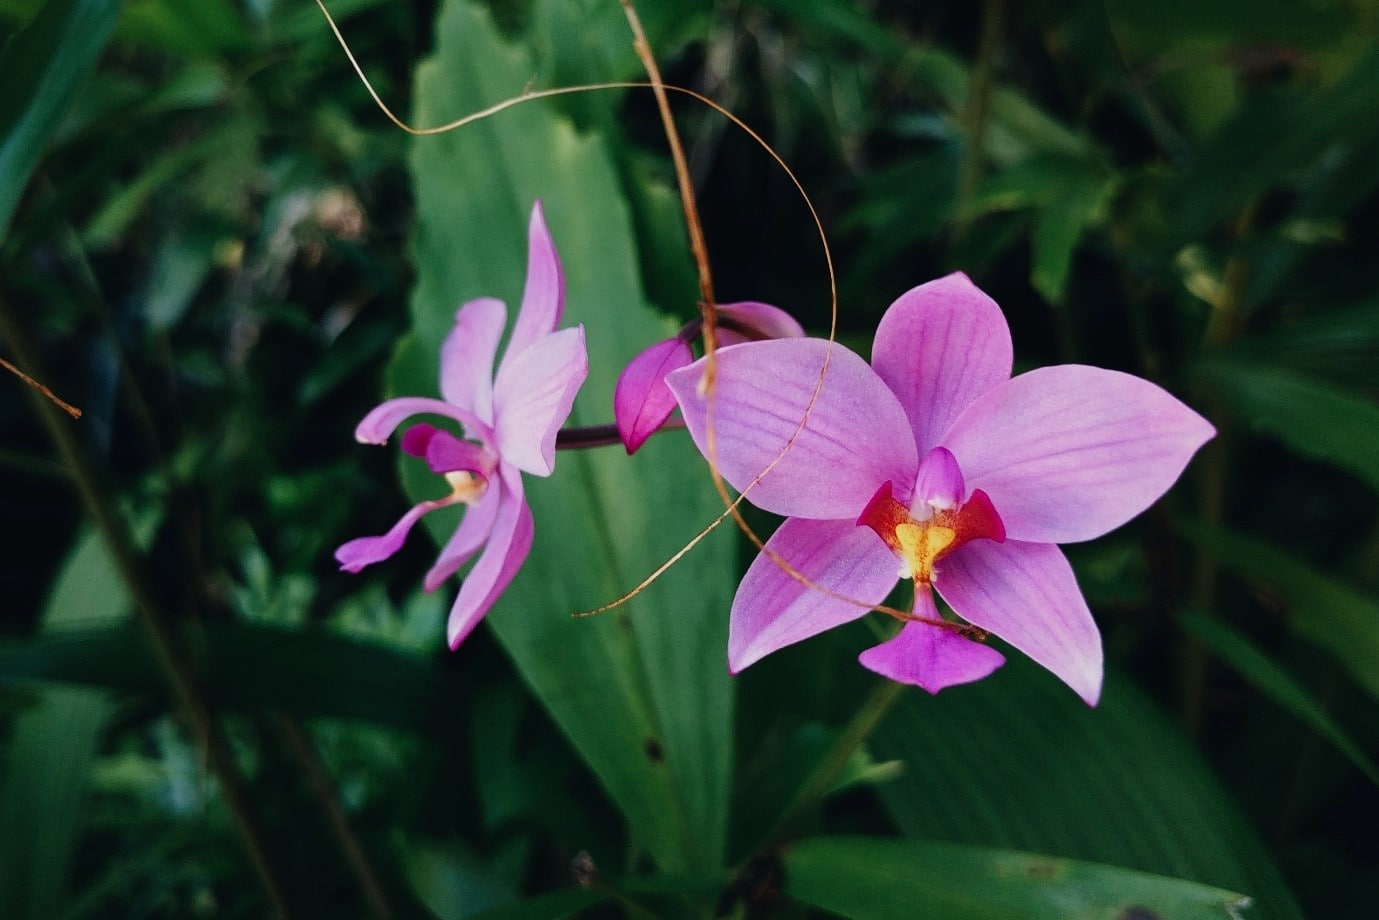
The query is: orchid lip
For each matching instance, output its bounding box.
[858,480,1005,586]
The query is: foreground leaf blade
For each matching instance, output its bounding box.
[784,836,1251,920]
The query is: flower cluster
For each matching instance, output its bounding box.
[339,208,1211,704]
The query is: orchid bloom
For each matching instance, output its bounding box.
[614,302,804,453]
[665,273,1213,704]
[335,203,588,648]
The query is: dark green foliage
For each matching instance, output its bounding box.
[2,0,1377,916]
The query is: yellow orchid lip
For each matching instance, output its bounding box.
[858,480,1006,585]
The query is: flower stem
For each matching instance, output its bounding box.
[556,418,686,450]
[755,678,905,852]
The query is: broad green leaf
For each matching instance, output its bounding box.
[0,531,128,919]
[1105,0,1348,53]
[1178,519,1379,704]
[784,836,1251,920]
[872,657,1303,919]
[0,0,120,238]
[402,0,732,870]
[1196,359,1379,493]
[1180,613,1379,786]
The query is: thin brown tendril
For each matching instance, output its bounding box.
[314,0,913,624]
[2,356,82,419]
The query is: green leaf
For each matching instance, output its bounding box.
[0,531,129,919]
[1180,613,1379,786]
[1177,519,1379,705]
[1196,359,1379,493]
[1219,301,1379,390]
[871,657,1303,919]
[402,0,732,871]
[784,836,1252,920]
[0,0,121,238]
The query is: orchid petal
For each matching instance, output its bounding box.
[942,366,1216,543]
[447,477,535,649]
[355,397,492,447]
[335,499,449,573]
[858,606,1006,694]
[423,479,502,592]
[440,297,506,426]
[424,428,492,476]
[730,517,900,673]
[935,539,1102,705]
[717,301,806,345]
[872,273,1013,454]
[401,424,440,458]
[614,337,694,454]
[666,339,919,519]
[492,326,588,476]
[506,201,565,360]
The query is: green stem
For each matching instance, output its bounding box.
[955,0,1005,238]
[758,678,905,851]
[0,292,298,919]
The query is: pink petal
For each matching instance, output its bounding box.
[492,326,589,476]
[913,446,965,514]
[730,517,900,673]
[440,297,506,427]
[505,201,565,361]
[941,365,1216,544]
[871,273,1013,454]
[447,478,535,649]
[857,603,1006,694]
[355,397,492,447]
[423,428,493,476]
[614,337,694,454]
[935,539,1103,705]
[335,499,450,573]
[716,301,805,345]
[665,339,919,520]
[402,424,441,458]
[424,479,503,592]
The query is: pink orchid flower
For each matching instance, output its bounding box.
[665,273,1213,704]
[335,203,588,648]
[614,302,804,453]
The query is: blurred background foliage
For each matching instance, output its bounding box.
[2,0,1378,916]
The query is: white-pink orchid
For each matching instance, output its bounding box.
[336,203,588,648]
[666,273,1214,704]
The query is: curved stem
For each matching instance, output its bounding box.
[751,678,905,857]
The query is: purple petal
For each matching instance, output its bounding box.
[730,517,900,672]
[871,273,1013,454]
[355,397,492,447]
[440,297,506,426]
[424,479,503,592]
[665,339,919,519]
[423,428,493,476]
[614,337,694,454]
[858,612,1006,694]
[402,424,440,458]
[335,499,449,573]
[935,539,1102,705]
[492,326,589,476]
[447,478,535,649]
[913,446,966,514]
[717,301,805,345]
[942,365,1216,543]
[506,201,566,361]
